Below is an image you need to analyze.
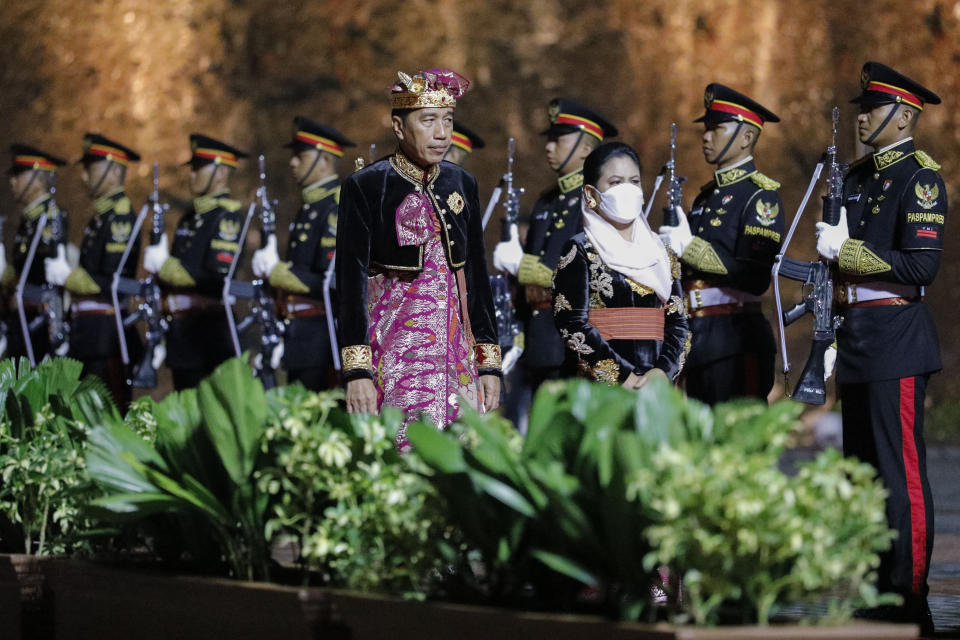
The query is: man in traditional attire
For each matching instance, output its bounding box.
[335,68,501,446]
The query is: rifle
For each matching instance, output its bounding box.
[111,163,168,388]
[661,122,686,227]
[771,107,844,404]
[223,154,284,389]
[0,216,7,357]
[489,138,525,373]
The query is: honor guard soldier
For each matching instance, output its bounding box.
[251,116,355,390]
[659,84,784,404]
[42,134,142,406]
[3,144,69,361]
[143,134,247,390]
[814,62,943,635]
[493,98,617,391]
[444,121,485,168]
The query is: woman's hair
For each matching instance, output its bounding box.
[582,142,642,187]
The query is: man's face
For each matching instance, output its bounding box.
[700,121,742,165]
[9,170,40,203]
[857,103,901,147]
[190,163,216,195]
[81,160,118,197]
[544,131,584,173]
[395,107,454,166]
[290,149,320,183]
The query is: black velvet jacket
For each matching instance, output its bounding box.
[552,234,690,384]
[335,151,500,382]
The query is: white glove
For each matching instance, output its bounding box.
[0,249,6,277]
[151,342,166,370]
[252,234,280,279]
[492,224,523,276]
[55,340,70,357]
[0,334,7,359]
[143,236,170,275]
[270,342,284,371]
[44,245,71,286]
[658,206,693,255]
[815,206,849,262]
[823,344,837,381]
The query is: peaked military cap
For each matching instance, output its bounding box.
[451,121,486,154]
[851,61,941,111]
[284,116,356,157]
[694,83,780,130]
[81,133,140,166]
[7,143,67,176]
[541,98,618,141]
[184,133,248,169]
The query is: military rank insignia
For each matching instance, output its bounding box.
[219,218,240,241]
[756,199,779,226]
[915,182,939,209]
[446,191,465,214]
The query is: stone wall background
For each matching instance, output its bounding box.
[1,0,959,407]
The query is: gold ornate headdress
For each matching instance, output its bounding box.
[390,68,470,109]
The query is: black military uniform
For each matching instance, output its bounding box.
[159,134,247,390]
[518,99,618,387]
[833,63,944,632]
[4,145,68,362]
[680,85,784,404]
[65,134,141,406]
[269,117,355,390]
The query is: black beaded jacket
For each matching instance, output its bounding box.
[335,151,500,382]
[552,233,690,384]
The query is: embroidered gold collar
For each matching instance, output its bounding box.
[714,156,756,187]
[558,169,584,194]
[873,138,914,171]
[302,174,339,204]
[194,190,231,215]
[391,150,439,186]
[94,188,128,215]
[23,194,52,220]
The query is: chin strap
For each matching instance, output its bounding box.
[298,152,323,187]
[88,161,112,198]
[864,104,902,146]
[557,130,586,176]
[15,170,40,204]
[713,122,744,166]
[201,164,222,196]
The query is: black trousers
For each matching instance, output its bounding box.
[171,367,214,391]
[840,375,934,600]
[288,367,332,392]
[684,351,774,406]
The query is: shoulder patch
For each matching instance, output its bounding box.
[750,172,780,190]
[217,198,243,212]
[915,150,941,171]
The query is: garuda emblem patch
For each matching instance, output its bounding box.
[219,218,240,241]
[756,199,780,226]
[446,191,465,214]
[915,182,939,210]
[111,221,131,243]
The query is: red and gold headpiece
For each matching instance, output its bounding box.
[390,68,470,109]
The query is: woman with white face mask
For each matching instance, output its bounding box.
[552,143,690,389]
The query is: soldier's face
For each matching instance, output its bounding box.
[290,149,320,183]
[190,163,215,195]
[444,146,468,167]
[545,131,584,172]
[857,103,902,147]
[9,170,40,203]
[393,107,454,166]
[701,122,736,164]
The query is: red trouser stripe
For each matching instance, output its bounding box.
[899,377,926,593]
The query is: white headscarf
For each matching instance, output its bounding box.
[581,185,674,302]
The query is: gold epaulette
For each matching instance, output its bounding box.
[64,267,101,295]
[157,257,197,287]
[114,196,132,215]
[750,172,780,191]
[915,150,941,171]
[268,261,310,294]
[217,198,243,212]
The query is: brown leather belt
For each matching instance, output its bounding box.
[588,307,664,341]
[689,301,762,318]
[165,293,222,316]
[525,285,552,310]
[838,296,921,309]
[71,297,115,317]
[281,294,325,319]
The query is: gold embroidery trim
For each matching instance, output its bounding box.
[915,150,941,171]
[268,261,310,293]
[681,237,728,275]
[750,172,781,190]
[838,239,891,275]
[626,278,654,297]
[557,170,584,194]
[518,254,553,287]
[554,292,572,313]
[873,149,908,171]
[64,267,101,295]
[341,345,373,371]
[592,358,620,386]
[446,191,465,214]
[390,151,439,186]
[716,167,752,186]
[157,257,197,287]
[557,244,578,271]
[474,343,502,369]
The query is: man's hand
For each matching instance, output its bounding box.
[479,374,501,412]
[622,371,643,389]
[492,224,523,276]
[346,378,379,414]
[658,206,693,255]
[151,342,166,370]
[44,245,71,286]
[252,234,280,278]
[143,236,170,274]
[824,344,837,381]
[636,367,668,389]
[815,206,849,262]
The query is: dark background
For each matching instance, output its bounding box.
[1,0,958,425]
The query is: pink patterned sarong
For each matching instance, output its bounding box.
[368,230,479,448]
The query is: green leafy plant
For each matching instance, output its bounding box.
[0,357,118,554]
[258,385,444,594]
[408,377,897,625]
